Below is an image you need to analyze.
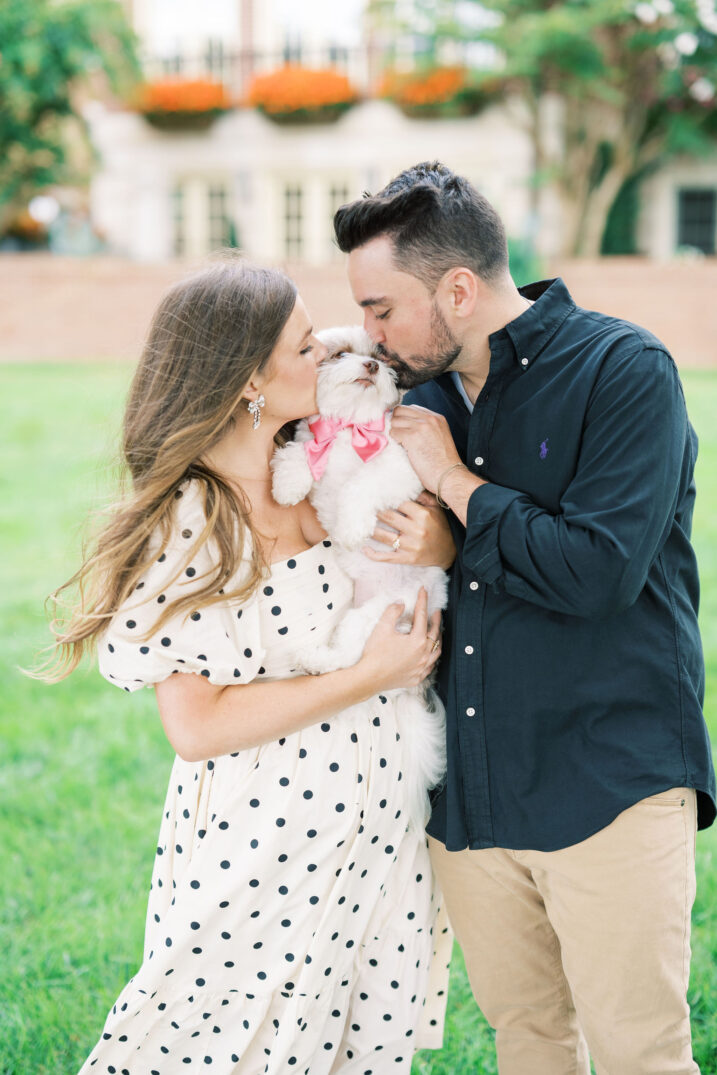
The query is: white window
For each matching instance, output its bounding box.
[328,184,349,258]
[172,178,234,256]
[284,185,303,258]
[172,184,185,256]
[208,183,232,249]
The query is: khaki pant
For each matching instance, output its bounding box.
[429,788,699,1075]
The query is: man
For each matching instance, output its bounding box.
[333,161,715,1074]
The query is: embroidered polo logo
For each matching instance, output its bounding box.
[539,438,549,460]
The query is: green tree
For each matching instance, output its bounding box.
[367,0,471,67]
[480,0,717,256]
[0,0,139,233]
[368,0,717,256]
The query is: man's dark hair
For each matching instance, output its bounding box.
[333,161,509,292]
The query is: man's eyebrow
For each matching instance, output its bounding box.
[358,297,388,308]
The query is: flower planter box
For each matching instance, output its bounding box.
[380,68,498,121]
[248,65,358,128]
[257,101,355,126]
[133,79,232,132]
[397,89,492,119]
[140,109,228,131]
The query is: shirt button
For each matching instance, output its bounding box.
[521,357,529,367]
[474,456,484,466]
[466,707,476,717]
[464,645,474,655]
[469,581,479,591]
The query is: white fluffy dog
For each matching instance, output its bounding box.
[271,325,448,830]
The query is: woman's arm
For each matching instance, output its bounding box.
[155,590,441,761]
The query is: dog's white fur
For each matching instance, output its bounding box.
[271,325,447,831]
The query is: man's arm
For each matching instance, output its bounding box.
[391,344,692,620]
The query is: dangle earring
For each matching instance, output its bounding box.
[247,394,265,430]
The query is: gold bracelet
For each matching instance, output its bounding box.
[435,462,465,508]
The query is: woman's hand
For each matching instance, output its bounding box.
[359,588,442,692]
[154,591,441,763]
[365,494,456,570]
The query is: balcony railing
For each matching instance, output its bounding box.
[141,44,372,97]
[140,38,489,98]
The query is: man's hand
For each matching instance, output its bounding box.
[389,405,463,492]
[390,404,486,527]
[364,494,456,569]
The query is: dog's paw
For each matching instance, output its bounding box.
[333,514,376,551]
[296,644,345,676]
[271,443,313,505]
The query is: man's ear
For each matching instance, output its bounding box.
[440,267,479,319]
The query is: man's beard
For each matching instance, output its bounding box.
[376,302,461,390]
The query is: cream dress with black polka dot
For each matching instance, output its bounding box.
[80,481,451,1075]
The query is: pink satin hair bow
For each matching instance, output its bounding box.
[305,414,389,480]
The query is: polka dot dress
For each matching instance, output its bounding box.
[82,483,451,1074]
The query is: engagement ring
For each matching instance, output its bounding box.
[391,536,401,552]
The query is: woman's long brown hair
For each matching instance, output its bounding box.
[38,256,297,680]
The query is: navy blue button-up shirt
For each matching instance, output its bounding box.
[406,278,716,852]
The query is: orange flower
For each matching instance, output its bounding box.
[378,66,472,108]
[135,78,231,114]
[247,65,358,115]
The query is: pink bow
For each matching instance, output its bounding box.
[305,414,388,480]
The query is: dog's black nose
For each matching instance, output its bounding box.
[364,359,379,375]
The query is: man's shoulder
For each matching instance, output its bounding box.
[533,279,670,358]
[573,303,671,360]
[558,305,682,410]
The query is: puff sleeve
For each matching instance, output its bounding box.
[98,484,265,692]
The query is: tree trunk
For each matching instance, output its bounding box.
[573,163,633,257]
[551,93,603,256]
[555,193,585,258]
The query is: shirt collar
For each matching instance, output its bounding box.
[450,370,475,413]
[488,278,576,370]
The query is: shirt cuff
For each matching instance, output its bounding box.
[463,482,526,585]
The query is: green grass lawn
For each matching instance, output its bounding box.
[1,364,715,1075]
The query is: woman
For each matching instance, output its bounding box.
[46,258,453,1073]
